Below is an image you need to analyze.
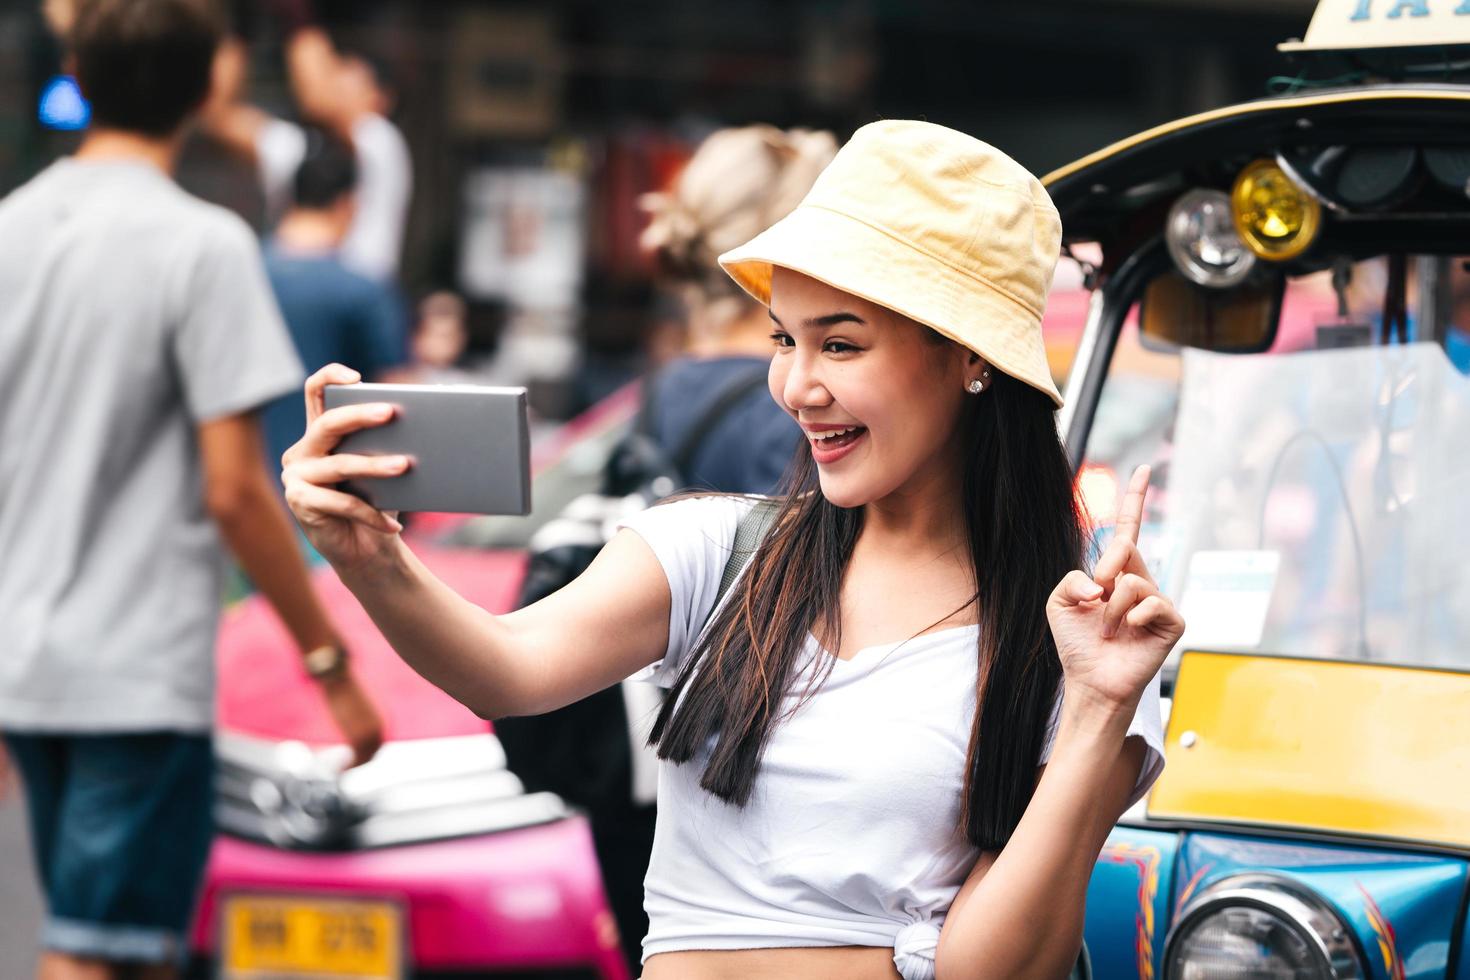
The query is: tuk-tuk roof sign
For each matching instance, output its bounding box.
[1280,0,1470,52]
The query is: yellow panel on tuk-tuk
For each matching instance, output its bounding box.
[1149,651,1470,849]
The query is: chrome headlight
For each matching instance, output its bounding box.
[215,733,570,850]
[244,741,355,849]
[1164,874,1363,980]
[1166,189,1256,288]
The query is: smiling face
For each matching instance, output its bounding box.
[767,267,989,510]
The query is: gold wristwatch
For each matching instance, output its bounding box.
[302,643,349,682]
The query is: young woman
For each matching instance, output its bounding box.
[281,120,1182,980]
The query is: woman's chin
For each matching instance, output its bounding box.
[816,474,875,510]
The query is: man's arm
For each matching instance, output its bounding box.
[42,0,77,42]
[284,26,358,135]
[259,0,358,134]
[199,411,383,765]
[198,36,271,163]
[0,739,12,804]
[198,35,309,223]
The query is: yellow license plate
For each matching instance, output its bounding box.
[222,895,403,980]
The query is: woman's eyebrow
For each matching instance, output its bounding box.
[768,310,867,328]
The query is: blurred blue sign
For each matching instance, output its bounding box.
[38,76,90,131]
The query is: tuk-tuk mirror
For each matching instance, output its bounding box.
[1139,271,1282,354]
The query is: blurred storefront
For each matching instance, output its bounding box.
[0,0,1317,417]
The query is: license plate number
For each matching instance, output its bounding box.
[222,895,403,979]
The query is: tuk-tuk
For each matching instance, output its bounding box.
[1054,2,1470,977]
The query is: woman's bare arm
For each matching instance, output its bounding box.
[340,528,671,719]
[936,708,1146,980]
[282,364,673,720]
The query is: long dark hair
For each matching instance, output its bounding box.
[649,367,1088,850]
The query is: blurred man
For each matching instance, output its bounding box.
[202,0,412,281]
[0,2,382,977]
[259,131,406,466]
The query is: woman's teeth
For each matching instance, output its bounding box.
[809,426,866,455]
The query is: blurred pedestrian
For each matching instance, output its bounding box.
[0,3,382,977]
[409,291,475,381]
[638,125,836,493]
[201,0,411,282]
[259,129,406,468]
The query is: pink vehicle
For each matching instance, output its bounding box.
[188,389,641,980]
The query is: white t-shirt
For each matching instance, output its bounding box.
[256,114,412,281]
[619,495,1165,980]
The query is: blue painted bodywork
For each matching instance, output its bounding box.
[1084,826,1179,979]
[1085,827,1468,979]
[1457,902,1470,980]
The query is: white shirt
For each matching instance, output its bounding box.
[619,495,1165,980]
[256,114,412,281]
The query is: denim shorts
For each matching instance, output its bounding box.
[5,731,215,965]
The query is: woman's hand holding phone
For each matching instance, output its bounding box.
[281,363,410,573]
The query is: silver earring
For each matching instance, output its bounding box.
[967,379,984,394]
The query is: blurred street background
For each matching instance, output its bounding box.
[0,0,1317,419]
[0,0,1320,972]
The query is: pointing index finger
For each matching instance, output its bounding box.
[1113,464,1151,547]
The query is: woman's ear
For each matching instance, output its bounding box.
[961,352,993,394]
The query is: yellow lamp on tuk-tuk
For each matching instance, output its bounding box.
[1230,158,1322,261]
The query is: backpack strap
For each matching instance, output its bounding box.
[714,498,781,608]
[634,368,662,438]
[669,366,771,476]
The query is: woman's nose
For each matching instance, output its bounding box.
[776,351,832,413]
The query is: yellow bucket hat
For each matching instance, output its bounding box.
[718,119,1064,407]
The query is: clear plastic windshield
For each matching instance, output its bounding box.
[1081,258,1470,669]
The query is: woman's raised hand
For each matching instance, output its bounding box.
[281,364,410,571]
[1046,465,1185,713]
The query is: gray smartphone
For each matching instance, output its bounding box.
[322,382,531,515]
